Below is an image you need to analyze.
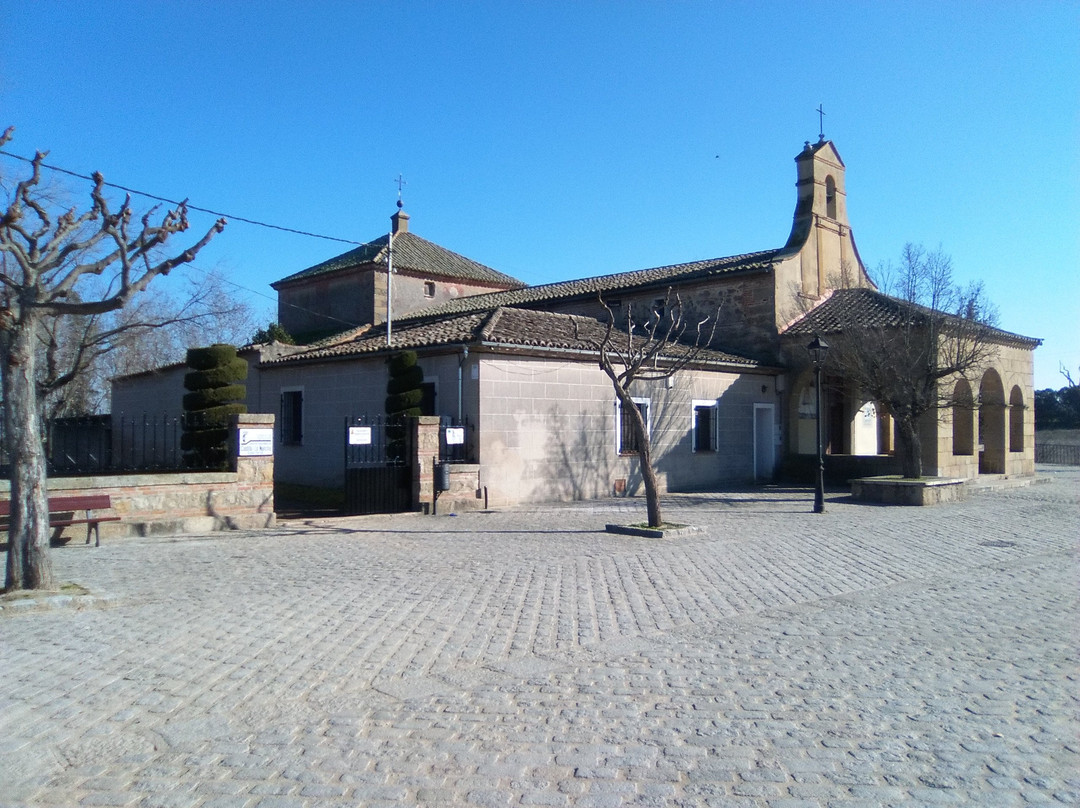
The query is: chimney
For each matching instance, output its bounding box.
[391,207,410,235]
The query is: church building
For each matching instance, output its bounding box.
[112,139,1040,510]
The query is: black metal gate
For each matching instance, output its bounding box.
[344,415,413,515]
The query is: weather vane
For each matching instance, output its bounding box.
[816,104,826,141]
[394,173,406,209]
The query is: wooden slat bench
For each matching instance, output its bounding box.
[0,494,121,547]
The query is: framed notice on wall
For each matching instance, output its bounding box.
[238,428,274,457]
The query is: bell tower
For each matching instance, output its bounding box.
[783,138,869,297]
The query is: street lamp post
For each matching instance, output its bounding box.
[807,335,830,514]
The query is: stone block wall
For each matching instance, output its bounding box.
[277,270,376,337]
[931,343,1037,479]
[0,414,276,541]
[538,273,781,363]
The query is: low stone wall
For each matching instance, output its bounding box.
[413,417,484,514]
[850,476,966,506]
[0,472,275,541]
[435,464,483,514]
[1,413,276,540]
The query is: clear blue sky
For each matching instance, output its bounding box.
[2,1,1077,389]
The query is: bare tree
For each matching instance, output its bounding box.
[1061,363,1078,389]
[793,244,1000,479]
[0,128,225,590]
[573,288,719,528]
[57,268,261,416]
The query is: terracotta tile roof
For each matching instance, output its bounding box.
[410,249,782,318]
[271,231,525,289]
[264,307,762,368]
[479,308,759,366]
[781,288,1041,347]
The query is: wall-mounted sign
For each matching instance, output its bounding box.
[238,428,274,457]
[349,426,373,445]
[445,427,465,445]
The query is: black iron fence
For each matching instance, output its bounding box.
[344,414,411,515]
[0,413,224,477]
[440,416,474,464]
[1035,442,1080,466]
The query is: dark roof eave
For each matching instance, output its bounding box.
[781,320,1042,349]
[258,337,769,373]
[473,340,768,371]
[257,341,472,369]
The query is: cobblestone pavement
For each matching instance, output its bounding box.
[2,468,1078,807]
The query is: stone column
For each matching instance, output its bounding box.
[229,413,276,527]
[412,416,442,514]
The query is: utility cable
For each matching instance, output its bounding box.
[0,148,364,246]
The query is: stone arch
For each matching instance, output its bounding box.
[1009,385,1025,452]
[825,175,837,219]
[789,371,821,456]
[850,398,881,456]
[952,379,975,456]
[979,369,1006,474]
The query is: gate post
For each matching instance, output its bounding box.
[412,416,442,514]
[229,413,276,528]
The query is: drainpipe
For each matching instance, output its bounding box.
[457,346,469,421]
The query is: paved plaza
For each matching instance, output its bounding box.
[2,469,1078,807]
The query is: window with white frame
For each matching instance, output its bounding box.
[692,400,718,452]
[617,397,650,455]
[280,388,303,445]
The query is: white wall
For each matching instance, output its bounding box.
[477,355,778,506]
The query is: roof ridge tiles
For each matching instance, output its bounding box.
[413,247,783,319]
[478,306,505,340]
[273,229,523,289]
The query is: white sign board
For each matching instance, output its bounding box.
[348,426,373,445]
[445,427,466,445]
[238,428,274,457]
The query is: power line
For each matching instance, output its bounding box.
[0,148,364,246]
[184,260,369,333]
[0,149,379,334]
[0,149,436,337]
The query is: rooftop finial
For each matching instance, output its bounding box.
[816,103,826,143]
[394,173,406,209]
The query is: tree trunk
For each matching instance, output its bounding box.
[2,314,55,591]
[895,415,923,480]
[637,442,663,528]
[618,390,663,527]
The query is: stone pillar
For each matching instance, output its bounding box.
[412,416,442,514]
[230,413,276,527]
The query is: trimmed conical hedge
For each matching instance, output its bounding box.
[386,351,423,461]
[182,344,248,469]
[385,351,424,419]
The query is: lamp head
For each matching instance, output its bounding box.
[806,334,830,367]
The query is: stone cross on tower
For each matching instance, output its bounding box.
[816,104,826,142]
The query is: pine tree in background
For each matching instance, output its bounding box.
[182,344,248,469]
